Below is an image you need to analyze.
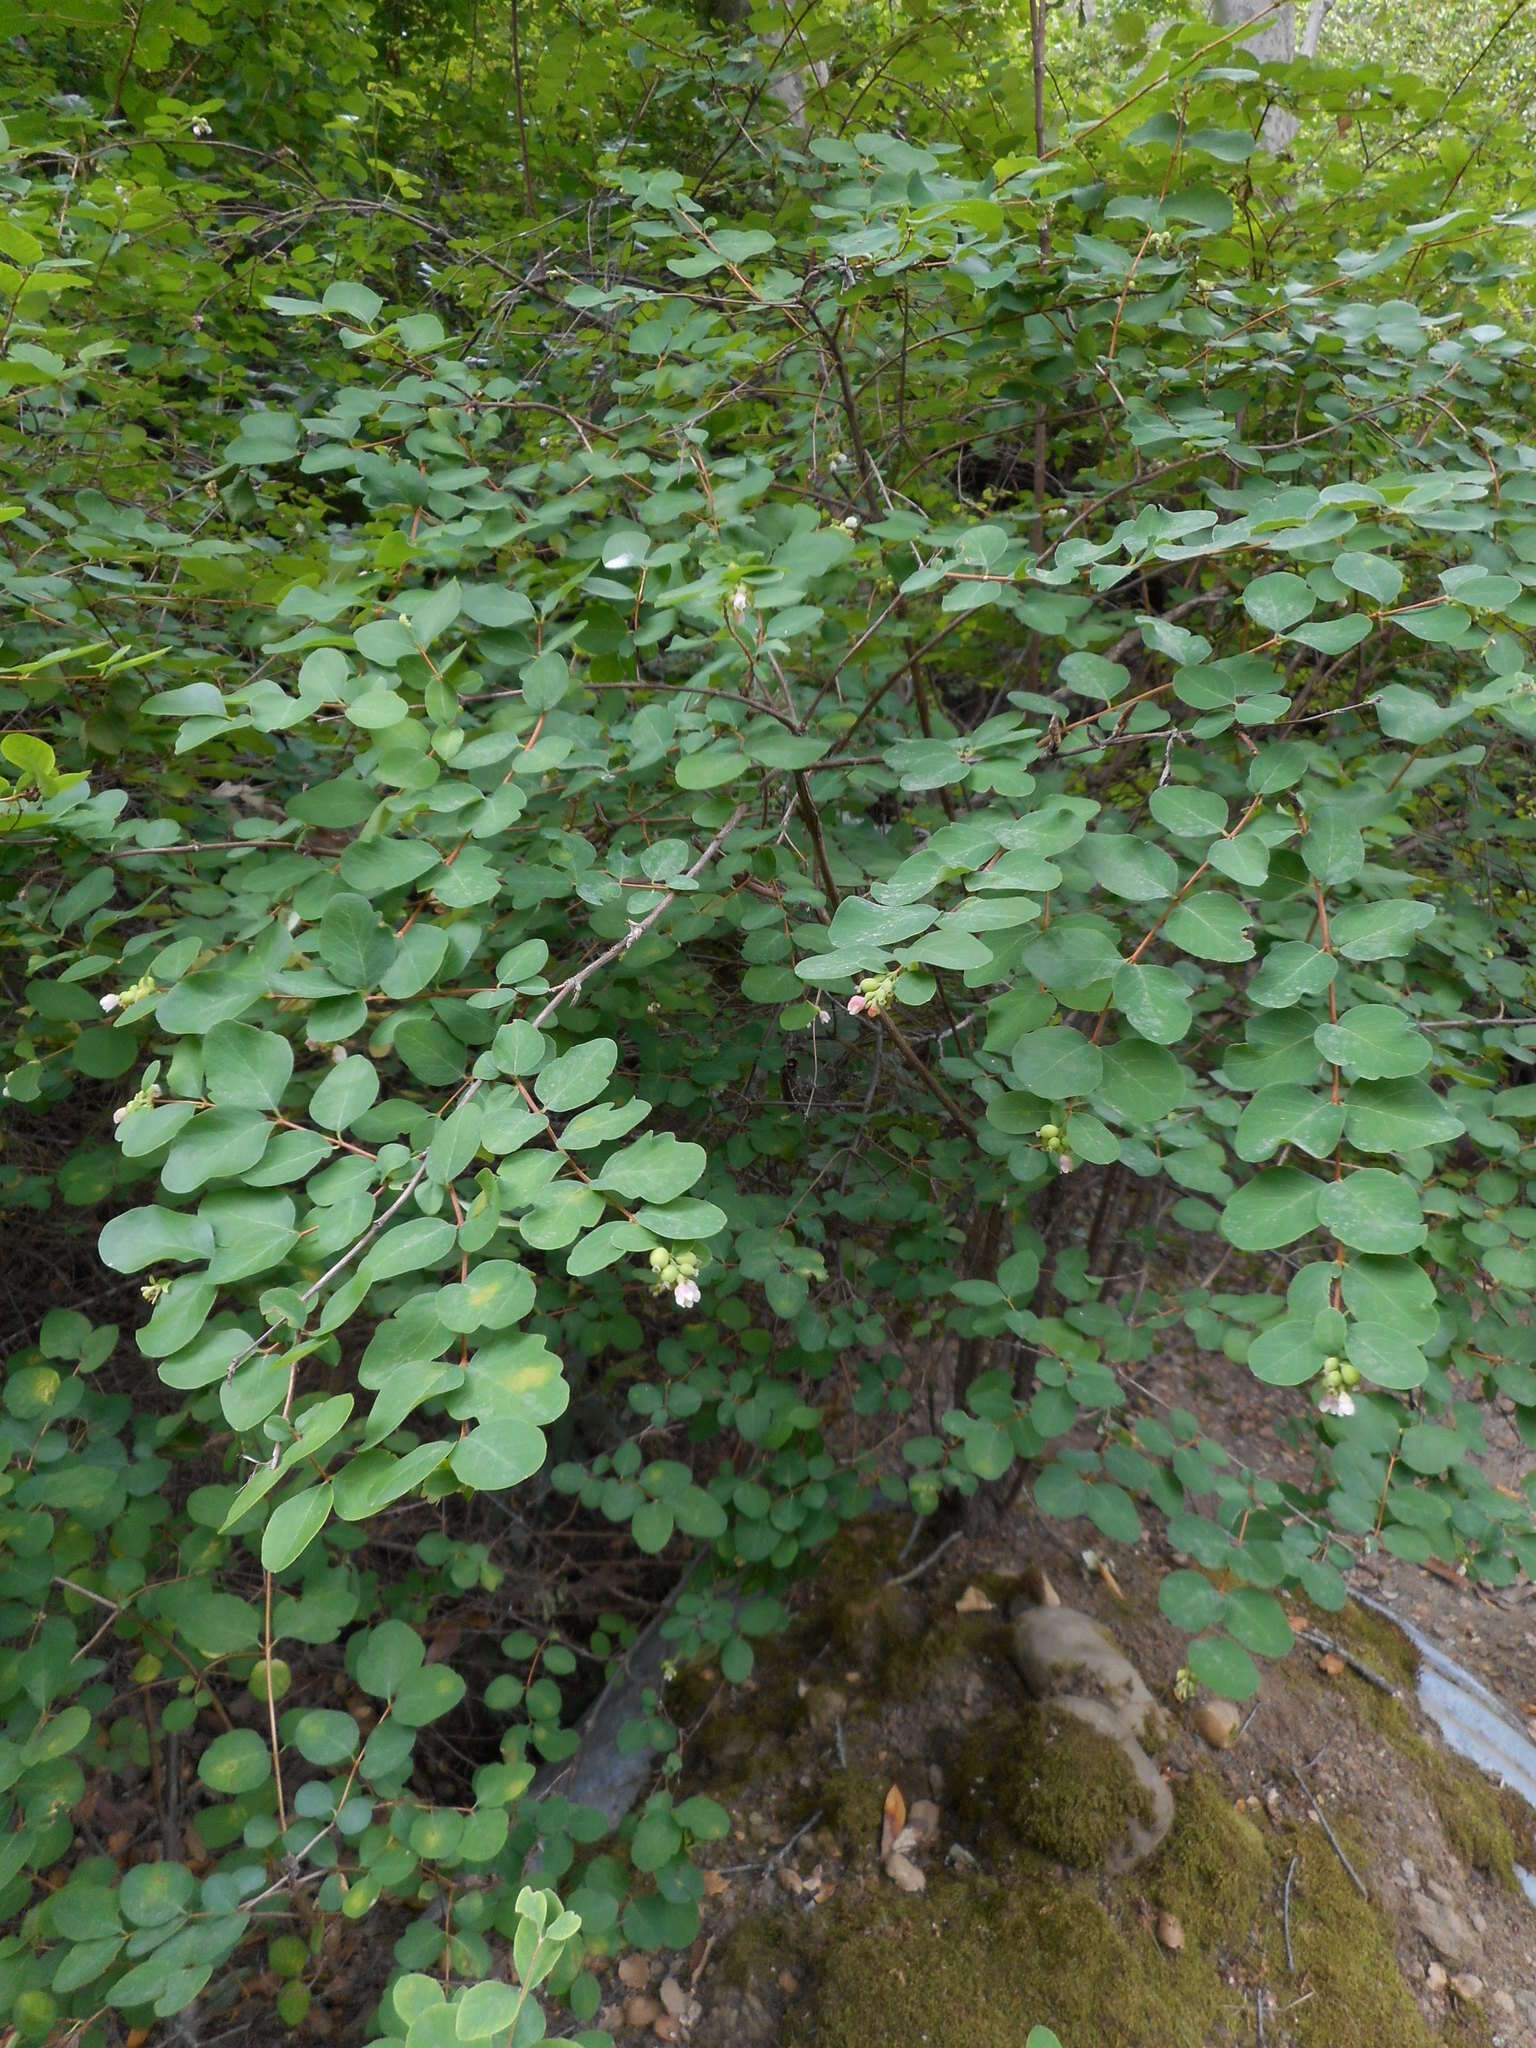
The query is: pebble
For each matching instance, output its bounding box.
[1426,1963,1448,1993]
[618,1956,650,1990]
[1471,1909,1488,1935]
[624,1995,662,2027]
[1401,1857,1419,1890]
[1194,1699,1242,1749]
[1451,1974,1485,2004]
[778,1972,799,1996]
[1156,1910,1185,1953]
[652,2018,681,2043]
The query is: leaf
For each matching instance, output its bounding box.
[880,1782,907,1860]
[1158,1569,1224,1633]
[100,1207,215,1273]
[1221,1589,1294,1660]
[1247,942,1335,1010]
[1334,551,1404,605]
[197,1729,270,1795]
[1343,1327,1433,1392]
[203,1022,293,1112]
[1079,832,1178,900]
[535,1038,619,1112]
[1314,1005,1430,1079]
[1112,964,1191,1044]
[311,1054,379,1131]
[594,1132,705,1203]
[1316,1170,1425,1255]
[1243,573,1315,633]
[1188,1633,1261,1703]
[1247,1318,1325,1387]
[1011,1026,1102,1099]
[1344,1080,1463,1153]
[319,894,396,990]
[1234,1087,1343,1163]
[1163,892,1255,963]
[260,1483,333,1572]
[1329,899,1435,962]
[451,1418,548,1490]
[1220,1169,1320,1252]
[1096,1038,1184,1123]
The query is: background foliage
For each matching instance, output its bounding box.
[3,0,1536,2039]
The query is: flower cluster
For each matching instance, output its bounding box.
[99,974,157,1015]
[847,970,899,1020]
[1318,1353,1360,1418]
[648,1245,702,1310]
[112,1081,162,1127]
[1037,1122,1075,1176]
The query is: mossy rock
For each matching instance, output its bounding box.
[954,1703,1157,1870]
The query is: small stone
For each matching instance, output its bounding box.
[1451,1974,1485,2004]
[800,1684,846,1736]
[702,1868,729,1897]
[1020,1563,1061,1607]
[1470,1909,1488,1935]
[1157,1911,1185,1953]
[883,1850,926,1894]
[652,2018,681,2043]
[1317,1652,1346,1677]
[659,1977,689,2018]
[624,1994,662,2027]
[1401,1858,1419,1890]
[1194,1700,1241,1750]
[1493,1991,1517,2021]
[1410,1890,1480,1968]
[777,1971,799,1996]
[955,1584,996,1613]
[618,1956,651,1990]
[907,1799,941,1848]
[775,1865,804,1896]
[1426,1963,1448,1994]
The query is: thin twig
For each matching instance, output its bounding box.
[885,1529,963,1588]
[1282,1855,1298,1972]
[1298,1629,1399,1696]
[1289,1758,1368,1898]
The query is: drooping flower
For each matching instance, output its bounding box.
[674,1278,701,1309]
[1319,1389,1355,1418]
[847,994,868,1016]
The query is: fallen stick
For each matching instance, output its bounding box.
[1298,1628,1399,1696]
[1282,1854,1298,1972]
[1289,1758,1368,1899]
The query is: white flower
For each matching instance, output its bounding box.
[1319,1390,1355,1418]
[674,1279,701,1309]
[731,583,751,618]
[191,116,212,137]
[842,514,860,533]
[99,993,120,1014]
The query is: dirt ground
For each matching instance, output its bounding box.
[593,1338,1536,2048]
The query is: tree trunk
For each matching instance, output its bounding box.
[1211,0,1298,152]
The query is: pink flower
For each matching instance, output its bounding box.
[847,994,867,1016]
[1319,1390,1355,1418]
[674,1278,701,1309]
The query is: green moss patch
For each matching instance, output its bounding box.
[954,1704,1154,1870]
[1148,1774,1272,1955]
[784,1874,1220,2048]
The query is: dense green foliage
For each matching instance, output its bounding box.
[3,0,1536,2039]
